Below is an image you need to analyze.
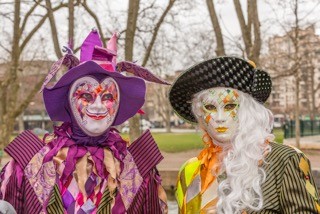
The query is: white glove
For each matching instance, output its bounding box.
[0,200,16,214]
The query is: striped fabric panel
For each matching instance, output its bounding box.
[2,165,41,214]
[97,188,113,214]
[145,170,162,214]
[24,177,42,213]
[3,163,24,214]
[46,184,64,214]
[127,170,163,214]
[5,130,44,169]
[126,175,146,214]
[247,142,320,213]
[128,130,163,177]
[279,154,319,213]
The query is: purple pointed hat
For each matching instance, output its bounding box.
[42,30,150,126]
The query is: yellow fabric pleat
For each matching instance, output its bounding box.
[176,132,222,213]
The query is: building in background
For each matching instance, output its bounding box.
[263,25,320,119]
[144,70,189,130]
[0,61,53,133]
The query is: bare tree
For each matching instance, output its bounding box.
[262,0,320,148]
[0,0,69,159]
[155,84,172,132]
[206,0,225,56]
[123,0,178,141]
[205,0,262,64]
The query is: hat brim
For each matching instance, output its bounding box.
[43,61,145,126]
[169,56,269,124]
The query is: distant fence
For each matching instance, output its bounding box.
[284,120,320,138]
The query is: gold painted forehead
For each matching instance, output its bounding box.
[202,88,240,105]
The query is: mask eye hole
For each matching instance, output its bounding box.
[80,93,93,102]
[101,93,114,101]
[224,103,238,111]
[204,104,217,112]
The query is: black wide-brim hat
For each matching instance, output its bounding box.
[169,56,272,124]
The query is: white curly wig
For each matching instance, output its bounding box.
[192,88,274,214]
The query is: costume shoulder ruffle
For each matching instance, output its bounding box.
[5,130,44,169]
[128,130,163,177]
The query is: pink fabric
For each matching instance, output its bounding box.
[24,146,55,205]
[0,160,14,198]
[80,30,103,63]
[41,54,79,91]
[107,33,118,65]
[118,152,143,210]
[116,61,170,85]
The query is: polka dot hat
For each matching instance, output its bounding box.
[168,56,272,124]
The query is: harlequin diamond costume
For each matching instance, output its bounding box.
[169,56,320,213]
[0,30,169,214]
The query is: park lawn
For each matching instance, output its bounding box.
[273,128,284,144]
[152,132,203,152]
[121,132,203,153]
[7,129,284,154]
[122,128,285,153]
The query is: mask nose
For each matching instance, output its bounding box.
[89,96,105,112]
[215,109,226,124]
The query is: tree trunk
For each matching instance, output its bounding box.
[45,0,62,58]
[18,113,24,132]
[233,0,251,57]
[206,0,225,56]
[310,65,316,120]
[165,109,171,133]
[249,0,261,65]
[68,0,75,50]
[125,0,141,141]
[293,0,300,148]
[0,0,21,162]
[295,74,300,148]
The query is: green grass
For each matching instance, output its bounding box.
[154,129,284,153]
[121,132,203,153]
[123,128,285,153]
[152,132,203,152]
[273,128,284,144]
[7,129,284,154]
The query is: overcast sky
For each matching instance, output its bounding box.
[1,0,320,73]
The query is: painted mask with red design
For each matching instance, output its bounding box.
[69,76,119,136]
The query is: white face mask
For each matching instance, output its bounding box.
[198,87,240,145]
[69,76,120,136]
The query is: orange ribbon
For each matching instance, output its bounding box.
[197,133,222,193]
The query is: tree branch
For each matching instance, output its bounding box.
[11,75,46,119]
[45,0,62,58]
[206,0,225,56]
[20,0,43,37]
[0,43,11,54]
[142,0,176,66]
[20,2,67,52]
[82,0,106,46]
[250,0,261,64]
[233,0,251,57]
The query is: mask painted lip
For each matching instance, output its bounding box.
[216,127,228,133]
[86,110,108,120]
